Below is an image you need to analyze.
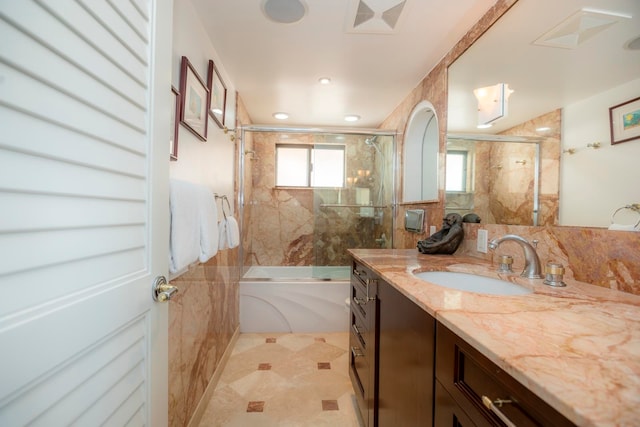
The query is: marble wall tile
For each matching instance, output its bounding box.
[167,94,249,427]
[457,223,640,295]
[168,250,240,427]
[385,0,519,250]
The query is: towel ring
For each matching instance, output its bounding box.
[610,204,640,228]
[214,193,232,220]
[221,196,231,220]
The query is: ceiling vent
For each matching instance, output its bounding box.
[533,8,631,49]
[262,0,307,24]
[347,0,407,34]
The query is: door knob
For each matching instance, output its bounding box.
[152,276,178,302]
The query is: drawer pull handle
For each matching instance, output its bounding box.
[482,396,516,427]
[351,346,364,358]
[354,297,367,305]
[352,323,361,335]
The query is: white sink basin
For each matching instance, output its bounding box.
[413,271,533,296]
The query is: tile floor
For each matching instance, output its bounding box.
[198,332,361,426]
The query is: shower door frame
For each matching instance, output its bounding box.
[237,125,398,274]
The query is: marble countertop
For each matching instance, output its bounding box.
[348,249,640,427]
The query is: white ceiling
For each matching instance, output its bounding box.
[190,0,497,128]
[448,0,640,134]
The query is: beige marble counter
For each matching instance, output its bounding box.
[349,249,640,427]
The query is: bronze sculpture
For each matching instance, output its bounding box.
[417,213,464,255]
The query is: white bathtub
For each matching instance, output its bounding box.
[240,266,351,333]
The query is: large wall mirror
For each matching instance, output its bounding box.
[447,0,640,228]
[402,100,439,203]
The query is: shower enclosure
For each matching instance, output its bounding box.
[239,126,395,279]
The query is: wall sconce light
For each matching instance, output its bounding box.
[473,83,514,126]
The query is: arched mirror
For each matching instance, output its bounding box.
[402,100,439,203]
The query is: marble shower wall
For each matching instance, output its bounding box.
[244,132,393,267]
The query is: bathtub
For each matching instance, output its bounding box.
[240,266,351,333]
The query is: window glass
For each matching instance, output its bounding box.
[276,146,309,186]
[311,145,344,187]
[276,144,345,188]
[446,151,467,192]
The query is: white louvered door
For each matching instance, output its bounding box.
[0,0,172,425]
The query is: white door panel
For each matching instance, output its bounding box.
[0,0,171,425]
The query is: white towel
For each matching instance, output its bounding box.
[218,219,229,250]
[169,180,201,273]
[198,185,219,262]
[226,216,240,248]
[218,216,240,250]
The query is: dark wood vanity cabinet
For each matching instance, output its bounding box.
[377,279,435,426]
[349,257,575,427]
[349,260,378,427]
[349,259,436,426]
[435,322,575,427]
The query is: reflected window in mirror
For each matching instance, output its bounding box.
[445,151,469,192]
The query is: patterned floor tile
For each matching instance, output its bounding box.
[198,332,359,427]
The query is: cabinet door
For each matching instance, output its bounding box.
[378,280,435,426]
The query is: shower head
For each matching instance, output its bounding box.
[364,135,378,146]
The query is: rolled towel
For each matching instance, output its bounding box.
[226,216,240,248]
[218,218,229,250]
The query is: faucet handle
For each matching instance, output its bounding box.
[543,262,567,287]
[497,255,514,273]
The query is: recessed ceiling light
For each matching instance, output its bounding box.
[536,126,551,132]
[273,112,289,120]
[344,115,360,122]
[318,77,331,85]
[477,123,493,129]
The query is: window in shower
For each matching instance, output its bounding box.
[275,144,345,188]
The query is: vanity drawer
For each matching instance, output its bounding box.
[351,261,377,316]
[435,380,479,427]
[349,327,374,426]
[351,309,368,349]
[436,322,575,427]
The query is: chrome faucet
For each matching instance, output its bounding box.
[488,234,542,279]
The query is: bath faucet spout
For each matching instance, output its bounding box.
[488,234,542,279]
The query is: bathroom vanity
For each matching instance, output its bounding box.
[348,249,640,426]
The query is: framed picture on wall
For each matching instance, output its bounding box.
[179,56,209,141]
[609,96,640,145]
[207,59,227,129]
[170,86,180,160]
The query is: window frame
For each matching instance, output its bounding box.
[275,143,346,189]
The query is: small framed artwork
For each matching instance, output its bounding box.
[179,56,209,141]
[609,96,640,145]
[207,60,227,128]
[170,86,180,161]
